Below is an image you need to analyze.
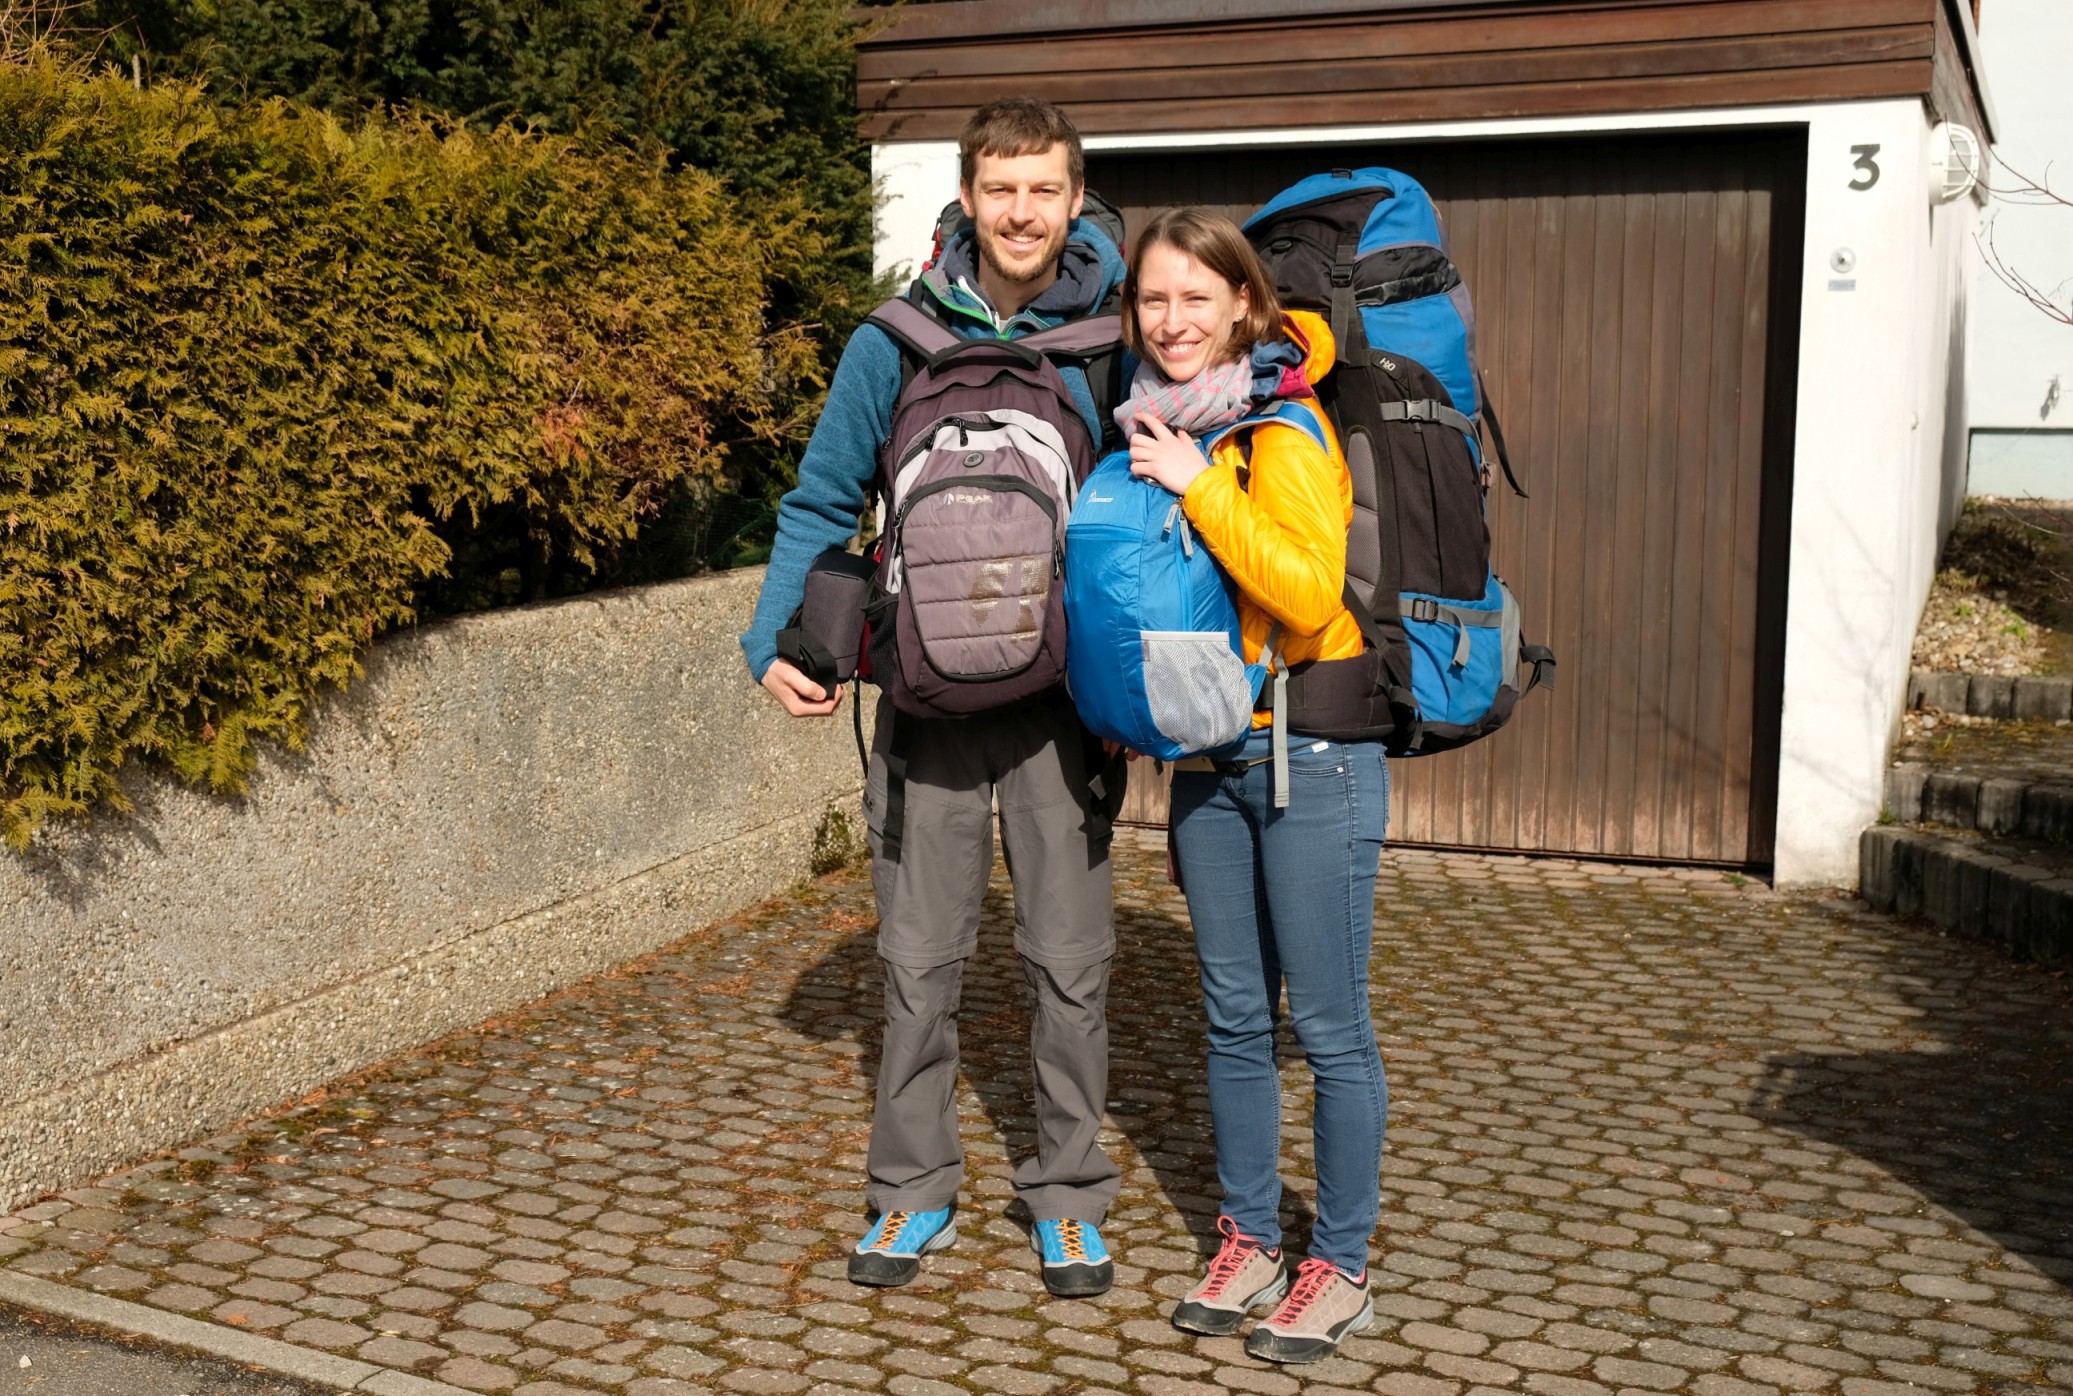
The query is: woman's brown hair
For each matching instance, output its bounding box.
[1120,207,1286,362]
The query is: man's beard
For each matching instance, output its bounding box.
[978,224,1065,286]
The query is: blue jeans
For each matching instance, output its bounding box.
[1169,729,1390,1274]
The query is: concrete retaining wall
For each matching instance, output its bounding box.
[0,568,862,1211]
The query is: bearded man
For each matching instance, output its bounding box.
[740,97,1127,1297]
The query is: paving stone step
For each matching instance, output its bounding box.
[1860,823,2073,963]
[1883,760,2073,841]
[1908,667,2073,719]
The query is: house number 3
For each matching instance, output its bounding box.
[1849,144,1882,191]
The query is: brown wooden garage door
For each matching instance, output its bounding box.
[1090,128,1801,866]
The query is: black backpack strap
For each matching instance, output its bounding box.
[1337,582,1426,752]
[1475,369,1528,499]
[1073,721,1115,848]
[878,707,914,864]
[1378,398,1477,438]
[1519,643,1557,694]
[1069,296,1128,449]
[851,677,868,777]
[1086,343,1126,451]
[1330,241,1358,362]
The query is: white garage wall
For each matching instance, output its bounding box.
[871,98,1968,887]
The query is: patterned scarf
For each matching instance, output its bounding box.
[1112,335,1313,440]
[1112,356,1253,440]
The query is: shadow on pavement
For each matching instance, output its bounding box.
[778,861,1322,1259]
[1747,912,2073,1283]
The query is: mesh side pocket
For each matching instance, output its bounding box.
[1141,631,1254,755]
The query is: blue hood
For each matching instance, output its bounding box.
[917,214,1126,334]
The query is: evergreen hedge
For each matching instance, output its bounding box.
[0,51,822,846]
[101,0,880,415]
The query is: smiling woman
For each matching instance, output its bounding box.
[1099,207,1395,1364]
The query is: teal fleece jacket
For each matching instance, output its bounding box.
[739,221,1127,682]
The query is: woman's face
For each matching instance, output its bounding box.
[1133,242,1249,383]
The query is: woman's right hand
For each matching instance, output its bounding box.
[1129,416,1210,497]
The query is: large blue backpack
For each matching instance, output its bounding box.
[1244,168,1554,754]
[1063,402,1330,764]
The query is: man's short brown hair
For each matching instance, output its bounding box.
[959,97,1085,191]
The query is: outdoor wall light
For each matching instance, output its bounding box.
[1928,122,1983,204]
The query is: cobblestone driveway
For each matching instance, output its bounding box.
[3,838,2070,1396]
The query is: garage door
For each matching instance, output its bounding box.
[1090,128,1802,866]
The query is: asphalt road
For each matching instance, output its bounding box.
[0,1305,330,1396]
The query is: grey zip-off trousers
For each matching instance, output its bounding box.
[861,693,1124,1224]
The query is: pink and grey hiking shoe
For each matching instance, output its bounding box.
[1244,1255,1372,1363]
[1170,1215,1290,1336]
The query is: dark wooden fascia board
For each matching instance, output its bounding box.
[864,60,1932,142]
[857,0,1990,146]
[860,0,1557,46]
[855,0,1931,48]
[857,0,1926,81]
[862,30,1930,114]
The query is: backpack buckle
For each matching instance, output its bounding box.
[1401,400,1432,423]
[1330,242,1357,288]
[1407,597,1440,623]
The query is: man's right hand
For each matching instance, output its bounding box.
[761,658,844,718]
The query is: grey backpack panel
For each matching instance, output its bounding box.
[896,478,1062,698]
[863,297,1116,719]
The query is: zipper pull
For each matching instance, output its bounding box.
[1162,502,1180,537]
[1180,516,1195,559]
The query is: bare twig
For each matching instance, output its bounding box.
[1976,159,2073,208]
[0,0,89,56]
[1976,159,2073,327]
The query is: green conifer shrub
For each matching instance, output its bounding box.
[100,0,880,516]
[0,50,819,847]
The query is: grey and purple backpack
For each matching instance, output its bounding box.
[861,298,1122,720]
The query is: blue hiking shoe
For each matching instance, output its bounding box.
[1032,1218,1113,1297]
[848,1206,956,1287]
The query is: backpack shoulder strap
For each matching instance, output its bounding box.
[1023,314,1127,448]
[867,296,964,362]
[1264,397,1334,453]
[1017,314,1124,358]
[1203,398,1333,458]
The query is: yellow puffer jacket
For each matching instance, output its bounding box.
[1180,310,1364,725]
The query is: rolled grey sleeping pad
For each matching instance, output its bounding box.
[777,547,876,690]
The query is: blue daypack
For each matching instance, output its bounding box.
[1244,168,1554,754]
[1064,402,1330,764]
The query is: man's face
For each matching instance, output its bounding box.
[959,145,1085,288]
